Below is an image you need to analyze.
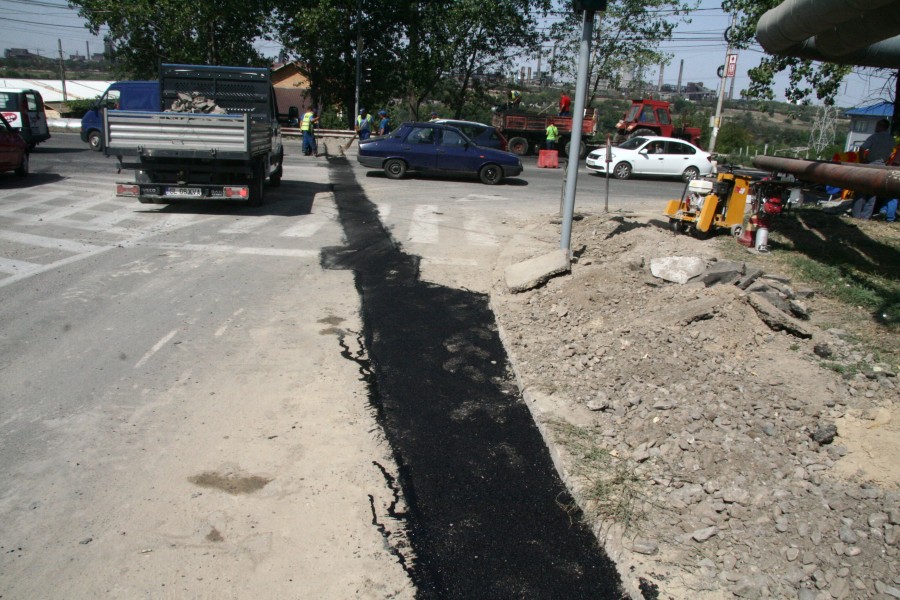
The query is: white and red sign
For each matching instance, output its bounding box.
[1,112,20,125]
[726,54,738,78]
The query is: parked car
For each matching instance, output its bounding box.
[586,136,712,182]
[431,118,509,151]
[357,122,523,185]
[0,113,28,177]
[0,88,50,149]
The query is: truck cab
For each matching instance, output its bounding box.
[81,81,159,151]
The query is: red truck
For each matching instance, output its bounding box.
[491,110,596,158]
[615,99,702,146]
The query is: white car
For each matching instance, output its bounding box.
[586,136,713,182]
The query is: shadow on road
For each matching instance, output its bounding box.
[322,156,622,598]
[133,180,332,217]
[0,172,65,189]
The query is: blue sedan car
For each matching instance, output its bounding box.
[357,122,523,185]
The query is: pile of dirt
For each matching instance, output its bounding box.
[491,213,899,600]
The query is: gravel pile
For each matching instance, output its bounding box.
[491,213,899,600]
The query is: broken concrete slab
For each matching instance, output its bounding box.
[505,249,570,293]
[746,292,812,338]
[736,267,764,290]
[668,297,721,325]
[650,256,706,284]
[702,260,745,286]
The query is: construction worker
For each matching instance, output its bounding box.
[559,92,571,116]
[377,110,391,136]
[545,122,559,151]
[356,107,374,140]
[509,89,522,110]
[300,108,319,156]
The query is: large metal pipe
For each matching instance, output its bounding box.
[756,0,895,53]
[752,155,900,197]
[787,37,900,68]
[756,0,900,67]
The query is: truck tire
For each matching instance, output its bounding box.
[629,128,655,139]
[248,162,265,207]
[88,130,103,152]
[508,137,529,156]
[269,152,283,187]
[565,140,586,159]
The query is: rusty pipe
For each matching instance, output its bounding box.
[752,155,900,197]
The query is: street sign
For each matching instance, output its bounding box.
[726,54,738,78]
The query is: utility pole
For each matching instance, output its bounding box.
[561,2,603,255]
[708,14,736,155]
[676,59,683,95]
[57,39,68,103]
[354,0,362,124]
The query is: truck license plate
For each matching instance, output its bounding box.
[164,186,202,197]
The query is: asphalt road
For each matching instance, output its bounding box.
[0,133,684,598]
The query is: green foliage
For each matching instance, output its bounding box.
[715,122,755,154]
[62,98,101,118]
[70,0,274,78]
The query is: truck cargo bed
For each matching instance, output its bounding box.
[104,111,271,160]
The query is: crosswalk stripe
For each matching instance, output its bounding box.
[147,242,319,258]
[280,216,327,238]
[0,230,103,253]
[0,256,41,275]
[407,204,440,244]
[219,216,275,234]
[464,213,499,246]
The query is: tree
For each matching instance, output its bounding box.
[399,0,552,119]
[70,1,274,78]
[546,0,695,105]
[271,0,406,127]
[271,1,552,125]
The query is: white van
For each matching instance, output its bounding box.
[0,88,51,149]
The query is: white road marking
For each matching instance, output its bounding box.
[464,213,499,246]
[219,216,275,234]
[280,217,327,238]
[147,242,319,258]
[0,256,41,275]
[407,205,440,244]
[377,203,392,218]
[0,231,103,253]
[134,329,178,369]
[214,308,245,338]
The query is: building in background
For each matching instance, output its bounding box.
[843,101,894,152]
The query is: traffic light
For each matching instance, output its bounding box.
[573,0,607,11]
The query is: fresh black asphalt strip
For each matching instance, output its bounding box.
[321,158,623,599]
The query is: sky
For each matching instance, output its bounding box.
[0,0,892,109]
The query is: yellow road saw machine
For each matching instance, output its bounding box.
[664,168,788,250]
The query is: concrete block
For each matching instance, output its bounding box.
[505,249,570,293]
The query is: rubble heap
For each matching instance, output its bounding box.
[492,214,899,600]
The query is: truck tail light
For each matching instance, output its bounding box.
[117,184,139,196]
[224,186,249,199]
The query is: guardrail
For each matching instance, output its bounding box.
[282,127,355,140]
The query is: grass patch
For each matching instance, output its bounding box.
[547,419,646,530]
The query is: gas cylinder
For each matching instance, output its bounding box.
[755,224,769,252]
[737,214,757,247]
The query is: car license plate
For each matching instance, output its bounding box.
[164,186,201,197]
